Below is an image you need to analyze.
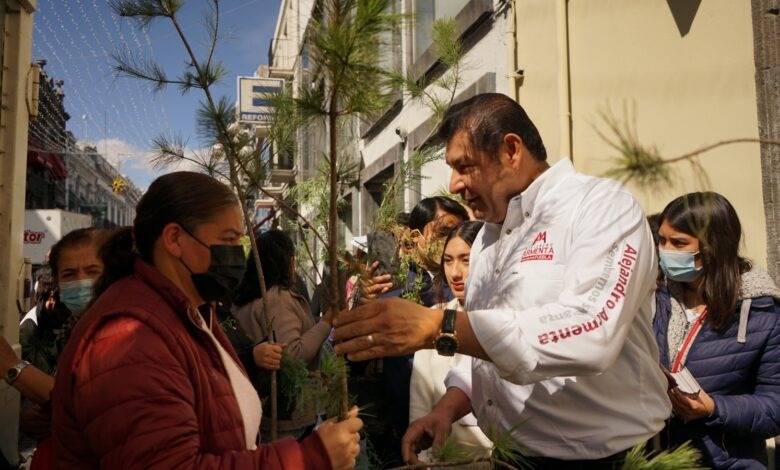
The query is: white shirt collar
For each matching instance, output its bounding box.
[500,158,574,230]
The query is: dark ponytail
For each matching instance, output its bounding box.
[233,229,295,306]
[93,227,136,299]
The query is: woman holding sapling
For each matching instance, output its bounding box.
[232,228,333,441]
[50,172,362,470]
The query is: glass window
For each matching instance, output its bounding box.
[413,0,469,60]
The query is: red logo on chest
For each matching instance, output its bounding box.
[521,231,554,262]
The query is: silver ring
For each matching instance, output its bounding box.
[367,334,374,346]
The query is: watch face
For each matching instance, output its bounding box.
[7,368,19,382]
[435,334,459,356]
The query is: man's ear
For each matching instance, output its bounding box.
[503,133,525,168]
[160,223,185,258]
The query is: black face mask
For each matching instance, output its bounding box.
[179,228,247,302]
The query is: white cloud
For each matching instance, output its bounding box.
[79,138,207,190]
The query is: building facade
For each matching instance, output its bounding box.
[357,0,509,235]
[259,0,774,272]
[64,144,142,228]
[24,62,141,228]
[25,60,68,210]
[258,0,510,250]
[508,0,770,268]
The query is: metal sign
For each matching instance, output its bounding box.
[237,76,284,124]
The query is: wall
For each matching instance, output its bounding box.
[360,0,509,233]
[0,1,36,464]
[515,0,766,266]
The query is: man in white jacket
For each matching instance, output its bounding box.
[333,93,670,467]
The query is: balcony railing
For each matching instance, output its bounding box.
[268,159,296,184]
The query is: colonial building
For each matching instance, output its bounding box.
[25,61,142,228]
[25,60,68,210]
[64,144,142,228]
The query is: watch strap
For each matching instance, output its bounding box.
[441,309,457,334]
[6,360,30,385]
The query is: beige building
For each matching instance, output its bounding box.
[261,1,772,268]
[511,0,768,267]
[0,0,37,464]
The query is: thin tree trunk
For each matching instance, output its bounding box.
[167,12,279,441]
[298,223,322,283]
[751,0,780,283]
[236,190,278,441]
[328,93,350,421]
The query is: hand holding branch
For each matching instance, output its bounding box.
[252,342,286,370]
[332,298,442,361]
[359,261,394,300]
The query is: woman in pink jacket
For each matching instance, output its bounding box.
[50,171,362,469]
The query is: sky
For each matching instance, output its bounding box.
[32,0,281,189]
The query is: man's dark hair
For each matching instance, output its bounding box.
[438,93,547,161]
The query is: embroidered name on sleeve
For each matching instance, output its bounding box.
[537,243,637,345]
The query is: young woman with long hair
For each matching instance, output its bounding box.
[653,192,780,468]
[409,221,490,463]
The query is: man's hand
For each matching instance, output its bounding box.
[359,261,394,300]
[401,410,453,464]
[332,298,443,361]
[252,342,285,370]
[669,387,715,423]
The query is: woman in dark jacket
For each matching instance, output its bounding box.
[653,192,780,469]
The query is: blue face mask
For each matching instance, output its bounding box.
[59,279,95,316]
[659,249,703,282]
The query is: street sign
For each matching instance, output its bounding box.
[237,76,284,124]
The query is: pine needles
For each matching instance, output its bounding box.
[622,442,706,470]
[598,103,780,192]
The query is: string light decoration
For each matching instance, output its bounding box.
[30,0,173,167]
[44,1,151,150]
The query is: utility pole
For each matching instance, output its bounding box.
[752,0,780,283]
[0,0,37,465]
